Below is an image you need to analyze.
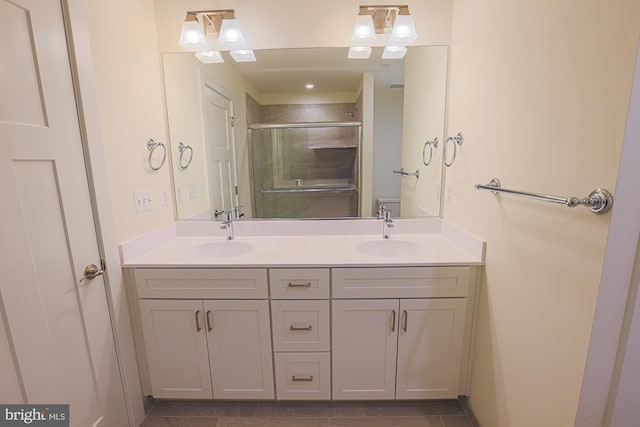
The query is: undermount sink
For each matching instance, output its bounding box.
[355,239,421,257]
[185,241,254,258]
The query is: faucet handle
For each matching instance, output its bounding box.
[377,204,386,219]
[232,205,245,219]
[383,209,393,222]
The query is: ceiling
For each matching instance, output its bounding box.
[219,47,405,94]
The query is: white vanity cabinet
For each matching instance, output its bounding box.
[332,267,474,400]
[131,265,477,402]
[135,269,274,400]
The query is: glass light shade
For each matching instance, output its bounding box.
[229,49,256,62]
[178,19,210,51]
[350,14,375,46]
[218,18,249,50]
[195,50,224,64]
[348,46,372,59]
[381,46,407,59]
[389,14,418,45]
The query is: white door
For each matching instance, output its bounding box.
[202,84,238,216]
[332,299,399,400]
[396,298,467,399]
[205,300,274,399]
[139,300,213,399]
[0,0,128,425]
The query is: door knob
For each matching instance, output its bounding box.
[79,262,104,284]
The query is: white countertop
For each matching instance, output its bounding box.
[119,218,485,268]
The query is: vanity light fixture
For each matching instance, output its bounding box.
[195,50,224,63]
[178,12,210,51]
[229,49,257,62]
[348,5,418,60]
[381,45,407,59]
[351,10,376,46]
[389,6,418,45]
[348,46,373,59]
[178,9,256,63]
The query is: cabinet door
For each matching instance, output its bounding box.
[139,300,213,399]
[396,298,467,399]
[332,299,399,400]
[204,300,274,399]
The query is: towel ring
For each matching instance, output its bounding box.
[178,142,193,170]
[422,137,439,166]
[443,132,464,167]
[147,138,166,171]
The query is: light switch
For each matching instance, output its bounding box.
[134,190,152,213]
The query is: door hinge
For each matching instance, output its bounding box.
[100,259,106,272]
[234,185,238,195]
[230,116,235,127]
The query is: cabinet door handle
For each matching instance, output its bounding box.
[391,309,396,332]
[195,310,202,332]
[292,375,314,382]
[289,325,313,331]
[402,310,408,333]
[206,310,213,332]
[288,282,312,288]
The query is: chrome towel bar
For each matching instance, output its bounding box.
[475,178,613,214]
[393,168,420,178]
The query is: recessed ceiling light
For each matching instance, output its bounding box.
[305,83,315,89]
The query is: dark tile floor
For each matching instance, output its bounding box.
[141,400,475,427]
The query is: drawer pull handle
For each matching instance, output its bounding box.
[292,375,314,382]
[403,310,408,333]
[289,325,313,331]
[195,310,202,332]
[391,310,396,332]
[288,282,312,288]
[206,310,213,332]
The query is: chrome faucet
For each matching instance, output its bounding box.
[377,204,386,219]
[382,209,394,239]
[220,211,234,240]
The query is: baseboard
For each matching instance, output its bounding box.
[142,396,155,415]
[459,396,482,427]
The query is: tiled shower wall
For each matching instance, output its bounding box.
[247,95,360,218]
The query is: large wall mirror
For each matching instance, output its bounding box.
[163,45,448,220]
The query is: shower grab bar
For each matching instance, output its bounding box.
[249,121,361,129]
[259,186,357,194]
[475,178,613,214]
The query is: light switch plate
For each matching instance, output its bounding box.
[134,190,152,213]
[188,182,198,200]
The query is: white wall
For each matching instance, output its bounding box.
[163,54,211,219]
[373,88,403,204]
[84,0,173,242]
[401,46,447,217]
[444,1,640,426]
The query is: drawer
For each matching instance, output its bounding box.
[271,300,329,352]
[274,352,331,400]
[134,268,268,299]
[269,269,330,299]
[332,266,471,298]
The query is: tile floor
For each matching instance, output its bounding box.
[141,400,476,427]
